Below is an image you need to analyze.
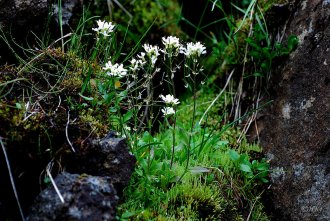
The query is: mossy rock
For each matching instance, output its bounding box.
[0,47,113,211]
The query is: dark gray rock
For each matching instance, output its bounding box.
[0,0,81,34]
[52,0,81,26]
[26,172,118,221]
[0,0,82,64]
[257,0,330,220]
[66,133,136,195]
[0,0,48,28]
[26,134,136,220]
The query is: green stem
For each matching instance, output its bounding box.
[185,75,196,171]
[170,112,177,169]
[168,57,176,97]
[109,77,124,131]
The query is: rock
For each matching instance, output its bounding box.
[26,172,119,221]
[0,0,81,36]
[65,133,137,195]
[52,0,82,27]
[0,0,82,64]
[26,134,136,220]
[0,0,48,29]
[257,0,330,220]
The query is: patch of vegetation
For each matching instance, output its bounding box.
[87,0,183,46]
[117,88,270,220]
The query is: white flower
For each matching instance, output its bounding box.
[123,125,131,131]
[161,107,175,116]
[143,44,160,67]
[103,61,127,78]
[162,36,181,56]
[92,20,115,37]
[180,42,206,58]
[160,94,180,105]
[137,52,146,61]
[162,36,180,49]
[129,57,146,71]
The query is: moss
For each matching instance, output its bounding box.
[107,0,183,45]
[259,0,290,11]
[205,0,296,80]
[0,46,110,160]
[79,109,109,138]
[167,181,241,220]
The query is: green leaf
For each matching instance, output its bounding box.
[246,38,259,49]
[43,176,51,184]
[123,110,133,123]
[239,163,252,173]
[109,107,117,113]
[246,172,254,178]
[255,162,269,171]
[229,150,240,161]
[189,166,210,174]
[260,178,269,183]
[121,211,135,219]
[287,35,299,51]
[177,127,189,145]
[261,62,269,70]
[241,157,251,166]
[217,140,229,147]
[78,93,94,101]
[253,72,264,77]
[15,103,22,109]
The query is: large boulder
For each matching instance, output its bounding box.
[65,132,137,195]
[0,0,48,28]
[26,172,119,221]
[0,0,82,64]
[26,134,136,220]
[0,0,81,26]
[258,0,330,220]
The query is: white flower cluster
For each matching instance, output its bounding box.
[92,20,115,37]
[160,94,180,105]
[130,58,146,72]
[142,44,160,67]
[162,36,181,57]
[160,94,180,116]
[103,60,127,78]
[161,107,175,116]
[180,42,206,58]
[126,37,206,73]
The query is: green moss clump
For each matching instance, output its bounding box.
[95,0,184,45]
[0,47,110,160]
[167,181,243,220]
[259,0,290,11]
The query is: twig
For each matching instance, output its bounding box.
[199,69,235,125]
[254,115,260,142]
[16,33,72,76]
[54,96,62,113]
[65,109,76,153]
[82,127,96,145]
[237,91,261,144]
[48,33,72,49]
[112,0,133,24]
[246,188,267,221]
[234,4,256,121]
[138,70,157,131]
[0,137,25,221]
[22,112,37,122]
[46,161,64,203]
[107,0,114,20]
